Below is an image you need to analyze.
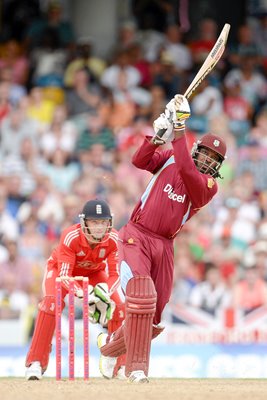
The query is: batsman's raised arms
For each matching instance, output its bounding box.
[155,23,230,140]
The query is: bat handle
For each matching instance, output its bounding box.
[155,110,174,138]
[156,128,168,137]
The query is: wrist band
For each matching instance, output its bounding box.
[173,121,185,130]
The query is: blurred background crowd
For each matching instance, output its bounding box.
[1,0,267,340]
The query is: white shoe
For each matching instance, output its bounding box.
[25,361,42,380]
[128,370,149,383]
[97,333,117,379]
[115,366,126,380]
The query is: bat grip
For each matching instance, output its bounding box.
[156,128,168,137]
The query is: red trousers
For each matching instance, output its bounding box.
[119,221,174,325]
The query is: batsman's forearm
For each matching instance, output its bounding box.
[132,136,163,171]
[173,126,185,139]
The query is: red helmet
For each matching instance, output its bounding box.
[198,133,226,160]
[191,133,227,178]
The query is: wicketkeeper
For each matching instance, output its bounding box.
[97,94,227,383]
[25,199,125,380]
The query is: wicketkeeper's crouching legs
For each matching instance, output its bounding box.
[98,276,164,381]
[107,302,126,377]
[25,296,63,373]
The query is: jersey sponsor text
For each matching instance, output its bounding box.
[164,184,186,203]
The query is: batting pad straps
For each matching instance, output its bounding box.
[125,276,157,377]
[100,323,164,358]
[100,325,125,357]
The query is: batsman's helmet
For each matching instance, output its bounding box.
[79,199,113,243]
[191,133,227,178]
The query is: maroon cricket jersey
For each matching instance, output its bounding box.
[130,135,218,238]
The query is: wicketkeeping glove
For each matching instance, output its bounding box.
[87,284,101,324]
[93,283,116,327]
[95,298,116,327]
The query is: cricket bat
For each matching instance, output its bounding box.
[157,23,231,137]
[184,23,231,99]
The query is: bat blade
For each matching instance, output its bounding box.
[155,23,230,139]
[184,23,231,99]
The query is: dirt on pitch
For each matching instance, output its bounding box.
[1,378,267,400]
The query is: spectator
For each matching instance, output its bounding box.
[189,18,218,66]
[0,39,29,86]
[228,24,262,69]
[42,148,80,194]
[188,262,231,315]
[78,143,114,195]
[250,107,267,147]
[0,82,12,122]
[110,20,139,57]
[0,184,19,242]
[76,112,115,152]
[149,85,167,122]
[100,49,151,107]
[190,79,224,120]
[224,51,267,111]
[29,27,68,88]
[24,1,75,51]
[99,89,136,131]
[0,107,39,159]
[248,11,267,61]
[127,42,152,88]
[64,36,106,87]
[40,104,77,158]
[152,50,183,101]
[232,264,267,313]
[212,195,260,250]
[3,174,27,217]
[27,87,56,126]
[65,67,100,118]
[162,24,192,72]
[0,238,34,292]
[18,210,48,263]
[1,137,48,199]
[223,76,252,147]
[0,274,30,319]
[0,66,27,107]
[236,139,267,192]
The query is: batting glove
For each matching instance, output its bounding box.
[166,94,191,130]
[152,113,174,145]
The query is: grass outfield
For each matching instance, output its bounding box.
[1,378,267,400]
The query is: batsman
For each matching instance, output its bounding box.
[97,94,227,383]
[25,199,125,380]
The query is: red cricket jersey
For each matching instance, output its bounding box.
[47,224,119,295]
[130,135,218,238]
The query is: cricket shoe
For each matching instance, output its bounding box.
[115,366,126,380]
[25,361,42,380]
[128,370,149,383]
[97,333,117,379]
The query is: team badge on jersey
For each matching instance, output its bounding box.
[99,249,106,258]
[207,178,215,188]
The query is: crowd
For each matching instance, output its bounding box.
[1,2,267,339]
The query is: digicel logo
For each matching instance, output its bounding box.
[163,184,186,202]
